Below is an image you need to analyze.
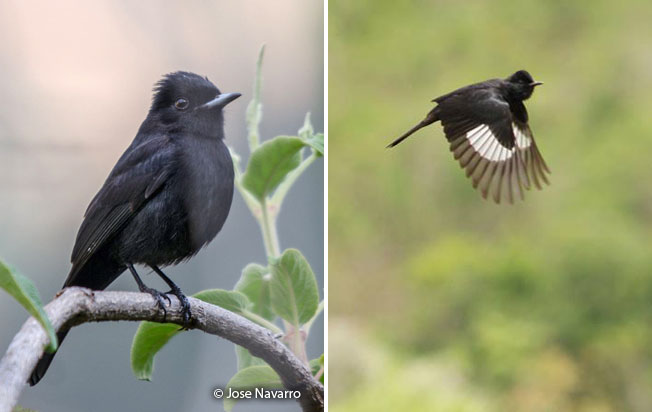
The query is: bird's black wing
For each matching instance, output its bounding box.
[438,89,550,203]
[65,135,176,286]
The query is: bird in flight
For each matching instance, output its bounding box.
[387,70,549,204]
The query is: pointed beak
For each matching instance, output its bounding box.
[200,92,242,109]
[530,81,543,87]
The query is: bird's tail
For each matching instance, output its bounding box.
[386,108,440,148]
[29,255,125,385]
[63,251,126,291]
[29,328,70,386]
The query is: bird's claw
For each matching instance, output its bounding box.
[140,285,171,321]
[166,287,192,327]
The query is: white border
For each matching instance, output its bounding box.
[323,0,329,410]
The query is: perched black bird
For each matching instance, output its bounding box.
[387,70,549,203]
[29,72,240,385]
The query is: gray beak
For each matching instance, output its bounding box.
[200,92,242,109]
[530,81,543,87]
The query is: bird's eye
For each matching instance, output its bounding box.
[174,98,189,110]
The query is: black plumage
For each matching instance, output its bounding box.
[29,71,240,385]
[388,70,549,203]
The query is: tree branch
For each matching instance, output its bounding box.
[0,287,324,412]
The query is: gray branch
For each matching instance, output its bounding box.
[0,287,324,412]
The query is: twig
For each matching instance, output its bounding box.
[0,287,324,412]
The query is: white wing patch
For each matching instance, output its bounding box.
[466,124,513,161]
[513,123,532,149]
[448,121,550,203]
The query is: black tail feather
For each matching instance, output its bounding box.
[386,108,440,148]
[29,328,70,386]
[28,253,125,385]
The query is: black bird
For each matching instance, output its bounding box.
[29,72,240,385]
[387,70,549,203]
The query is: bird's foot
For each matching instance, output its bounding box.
[149,265,191,327]
[166,285,192,327]
[140,285,171,320]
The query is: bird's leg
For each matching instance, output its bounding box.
[150,265,192,326]
[128,264,171,320]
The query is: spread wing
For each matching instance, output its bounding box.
[65,135,176,285]
[438,90,550,203]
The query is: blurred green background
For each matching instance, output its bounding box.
[329,0,652,411]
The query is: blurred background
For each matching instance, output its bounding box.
[330,0,652,411]
[0,1,323,412]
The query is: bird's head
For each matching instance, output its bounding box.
[505,70,542,101]
[149,71,241,138]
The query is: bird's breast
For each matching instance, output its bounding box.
[179,138,235,251]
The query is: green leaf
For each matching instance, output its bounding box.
[235,264,274,320]
[306,133,324,157]
[269,249,319,326]
[193,289,251,314]
[12,405,38,412]
[224,365,283,412]
[297,112,323,156]
[304,300,324,335]
[241,136,307,201]
[0,259,57,352]
[131,289,250,380]
[131,322,181,380]
[235,345,267,370]
[310,354,325,384]
[246,45,265,150]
